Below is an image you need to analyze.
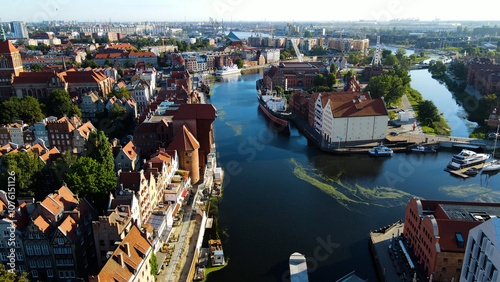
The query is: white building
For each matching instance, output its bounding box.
[8,122,25,146]
[262,49,280,64]
[133,80,151,113]
[461,217,500,282]
[310,92,388,143]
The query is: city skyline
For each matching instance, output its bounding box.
[2,0,500,24]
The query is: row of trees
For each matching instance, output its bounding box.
[0,130,117,213]
[0,90,82,125]
[365,67,410,105]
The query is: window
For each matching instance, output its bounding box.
[44,259,51,268]
[15,253,23,261]
[29,260,36,268]
[42,245,48,255]
[37,260,44,268]
[47,269,53,278]
[57,238,64,245]
[59,271,65,278]
[0,253,6,261]
[31,270,38,278]
[26,245,33,255]
[34,245,41,255]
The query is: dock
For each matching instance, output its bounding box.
[445,161,494,178]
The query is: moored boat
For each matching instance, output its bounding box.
[447,149,490,170]
[368,144,393,157]
[411,145,436,153]
[216,65,241,76]
[482,160,500,173]
[257,90,289,127]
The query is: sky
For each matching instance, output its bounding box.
[2,0,500,23]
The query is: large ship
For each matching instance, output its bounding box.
[215,65,241,76]
[257,90,290,127]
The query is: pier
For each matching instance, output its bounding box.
[445,161,495,178]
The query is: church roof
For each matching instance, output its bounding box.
[0,39,19,54]
[167,125,200,151]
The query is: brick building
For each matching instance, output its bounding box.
[403,198,500,281]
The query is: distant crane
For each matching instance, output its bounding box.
[371,36,382,66]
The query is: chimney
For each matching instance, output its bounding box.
[123,242,130,256]
[116,252,125,268]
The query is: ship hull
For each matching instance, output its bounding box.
[257,97,289,127]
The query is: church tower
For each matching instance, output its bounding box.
[0,27,24,101]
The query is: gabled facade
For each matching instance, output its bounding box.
[114,141,141,172]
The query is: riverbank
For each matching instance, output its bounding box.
[406,87,451,135]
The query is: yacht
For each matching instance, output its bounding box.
[411,145,436,153]
[216,65,241,76]
[447,149,490,170]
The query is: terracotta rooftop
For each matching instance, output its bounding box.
[95,225,151,282]
[0,39,20,53]
[172,104,217,121]
[33,215,54,236]
[330,98,388,118]
[122,141,139,160]
[58,215,78,242]
[167,125,200,151]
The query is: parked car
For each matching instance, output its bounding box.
[390,132,399,136]
[388,105,398,109]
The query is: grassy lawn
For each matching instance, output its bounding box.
[201,258,229,282]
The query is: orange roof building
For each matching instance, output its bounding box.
[89,225,153,282]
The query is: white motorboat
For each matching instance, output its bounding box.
[482,160,500,172]
[368,144,393,157]
[447,149,490,170]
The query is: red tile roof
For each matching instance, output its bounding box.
[33,215,54,235]
[122,141,139,160]
[58,215,78,242]
[330,98,388,118]
[167,125,200,151]
[95,225,151,282]
[0,40,20,53]
[172,104,217,121]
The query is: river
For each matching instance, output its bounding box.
[410,69,478,137]
[205,73,498,282]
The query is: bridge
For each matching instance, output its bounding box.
[396,131,497,150]
[408,65,429,70]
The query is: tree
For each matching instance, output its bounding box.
[383,54,399,66]
[84,130,115,172]
[347,53,361,65]
[420,51,425,57]
[0,151,45,197]
[313,74,324,87]
[330,63,337,74]
[150,253,159,278]
[395,48,406,60]
[50,151,79,186]
[382,49,392,58]
[366,72,406,105]
[30,64,43,72]
[234,58,243,69]
[104,59,112,66]
[280,53,286,61]
[47,90,81,118]
[418,100,440,126]
[81,60,98,68]
[0,96,44,124]
[409,54,417,62]
[303,30,313,38]
[110,103,127,119]
[0,264,28,282]
[310,46,327,55]
[63,157,117,213]
[326,73,337,88]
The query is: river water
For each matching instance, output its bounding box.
[206,73,499,282]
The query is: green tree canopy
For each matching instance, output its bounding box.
[418,100,440,126]
[330,62,337,73]
[382,49,392,58]
[110,103,127,120]
[0,151,45,197]
[366,72,406,105]
[326,73,337,88]
[63,156,117,213]
[313,74,324,87]
[273,85,284,95]
[30,64,43,72]
[0,96,45,124]
[84,130,115,172]
[383,54,399,66]
[347,53,361,65]
[310,46,327,55]
[81,60,98,68]
[46,90,81,118]
[303,30,313,38]
[234,58,243,69]
[395,48,406,60]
